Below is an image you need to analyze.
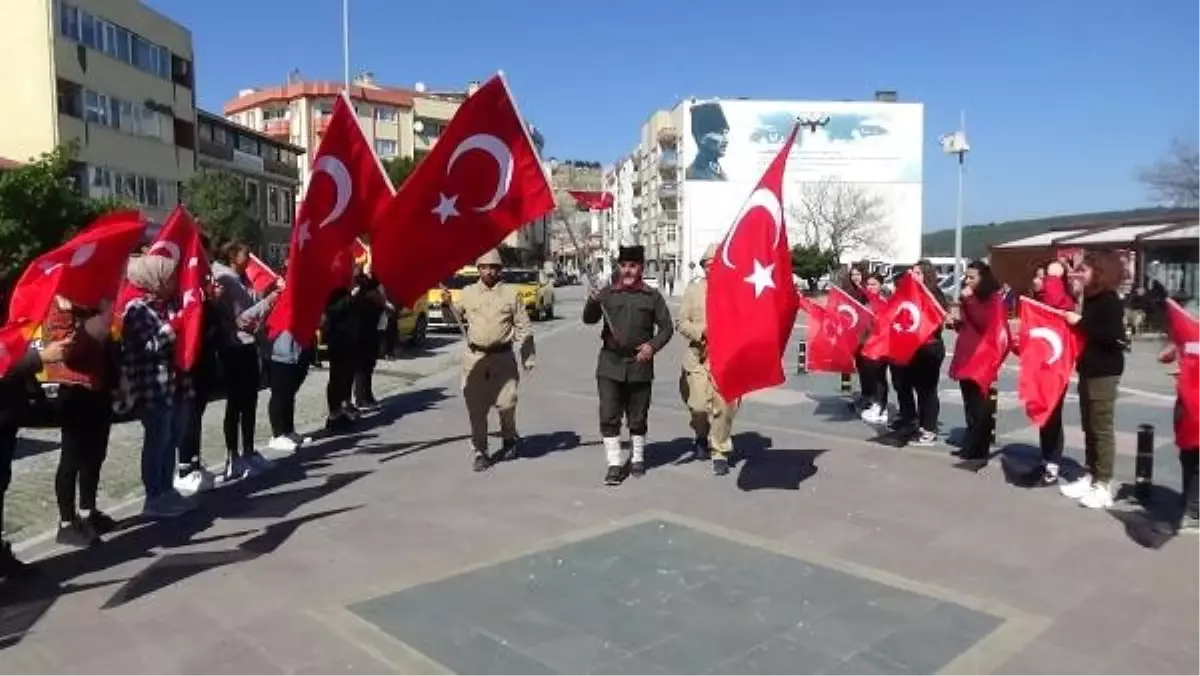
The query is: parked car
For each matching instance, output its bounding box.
[502,268,556,320]
[426,267,479,331]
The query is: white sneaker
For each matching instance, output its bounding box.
[1079,482,1114,509]
[173,469,215,497]
[910,429,937,446]
[268,435,299,452]
[1059,475,1094,499]
[860,404,881,423]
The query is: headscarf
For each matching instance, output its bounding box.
[125,255,178,297]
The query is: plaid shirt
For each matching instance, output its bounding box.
[121,297,192,411]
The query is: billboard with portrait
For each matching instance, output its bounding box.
[681,99,924,274]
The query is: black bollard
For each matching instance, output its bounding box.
[987,386,999,446]
[1135,424,1154,502]
[797,341,807,374]
[840,373,852,395]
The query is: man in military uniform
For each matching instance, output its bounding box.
[583,245,674,485]
[676,244,739,476]
[442,249,535,472]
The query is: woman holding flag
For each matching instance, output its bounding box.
[893,261,949,446]
[859,272,891,424]
[1026,261,1078,485]
[947,260,1004,463]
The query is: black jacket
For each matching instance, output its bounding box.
[0,348,43,428]
[1076,290,1126,378]
[583,284,673,382]
[323,287,359,355]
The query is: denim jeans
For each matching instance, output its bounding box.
[140,402,190,500]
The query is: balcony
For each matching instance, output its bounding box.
[658,181,679,201]
[659,150,678,173]
[657,126,679,146]
[263,118,290,139]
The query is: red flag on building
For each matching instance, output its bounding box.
[267,92,394,345]
[861,273,947,364]
[6,211,144,326]
[1164,299,1200,449]
[799,295,855,374]
[567,190,614,211]
[244,253,280,295]
[368,73,555,307]
[950,295,1010,391]
[706,126,801,401]
[1016,297,1081,427]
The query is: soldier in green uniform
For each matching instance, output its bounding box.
[583,245,674,485]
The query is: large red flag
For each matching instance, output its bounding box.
[267,92,394,345]
[0,320,32,378]
[7,210,144,325]
[706,126,801,401]
[244,253,279,295]
[1164,299,1199,449]
[368,73,555,307]
[826,285,873,356]
[152,208,208,370]
[1016,297,1081,427]
[861,273,947,364]
[951,295,1010,390]
[799,295,855,374]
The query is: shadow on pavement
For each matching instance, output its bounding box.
[733,432,826,491]
[1106,482,1185,549]
[809,394,860,423]
[0,427,376,649]
[13,437,60,462]
[517,431,585,460]
[645,437,690,469]
[401,335,459,360]
[998,444,1085,487]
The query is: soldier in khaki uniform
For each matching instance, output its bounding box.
[676,243,739,476]
[442,250,535,472]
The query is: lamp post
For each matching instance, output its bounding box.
[939,112,970,297]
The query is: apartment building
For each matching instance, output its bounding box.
[194,111,304,267]
[222,71,468,209]
[0,0,197,224]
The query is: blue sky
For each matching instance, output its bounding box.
[149,0,1197,232]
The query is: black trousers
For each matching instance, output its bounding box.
[1039,394,1067,465]
[958,380,992,459]
[219,345,260,455]
[56,386,111,522]
[597,377,652,437]
[0,422,15,534]
[891,362,915,426]
[353,345,378,406]
[269,361,308,437]
[180,389,207,472]
[1180,451,1199,520]
[860,357,889,408]
[326,348,356,414]
[382,315,399,358]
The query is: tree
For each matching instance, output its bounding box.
[1137,137,1199,208]
[0,142,127,295]
[790,244,837,292]
[382,155,422,189]
[788,177,890,262]
[182,169,259,249]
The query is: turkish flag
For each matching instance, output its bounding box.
[7,210,144,325]
[1164,299,1199,449]
[706,126,801,402]
[368,74,555,308]
[267,92,394,345]
[567,190,614,211]
[861,273,947,364]
[155,208,208,370]
[951,296,1010,391]
[799,295,855,374]
[244,253,279,295]
[1016,297,1081,427]
[0,320,32,378]
[826,286,873,354]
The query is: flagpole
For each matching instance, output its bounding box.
[341,0,350,90]
[952,109,966,298]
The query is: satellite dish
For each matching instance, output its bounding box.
[412,119,425,133]
[414,82,426,93]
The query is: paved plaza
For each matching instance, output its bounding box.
[0,288,1195,674]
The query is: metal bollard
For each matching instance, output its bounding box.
[1135,424,1154,501]
[988,386,999,446]
[797,341,807,374]
[840,372,852,395]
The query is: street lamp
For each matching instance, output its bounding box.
[939,112,970,297]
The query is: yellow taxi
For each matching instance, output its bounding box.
[502,268,556,321]
[426,266,479,332]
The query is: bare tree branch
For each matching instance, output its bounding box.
[1137,137,1199,208]
[787,177,892,261]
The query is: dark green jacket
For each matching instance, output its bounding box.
[583,284,673,382]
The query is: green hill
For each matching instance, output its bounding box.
[921,207,1184,259]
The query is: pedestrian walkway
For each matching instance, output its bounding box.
[0,306,1195,674]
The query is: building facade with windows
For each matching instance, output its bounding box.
[222,72,468,209]
[0,0,196,225]
[195,111,304,267]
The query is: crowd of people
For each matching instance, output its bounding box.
[0,240,387,576]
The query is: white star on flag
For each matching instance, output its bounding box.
[432,193,460,224]
[743,260,776,298]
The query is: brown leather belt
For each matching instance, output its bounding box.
[469,342,512,354]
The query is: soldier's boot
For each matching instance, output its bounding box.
[498,437,521,462]
[629,435,647,478]
[603,437,625,485]
[712,457,730,476]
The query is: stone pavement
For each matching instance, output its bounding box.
[0,287,1195,674]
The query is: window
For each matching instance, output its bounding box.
[59,3,174,80]
[80,11,97,48]
[83,90,108,125]
[281,189,293,223]
[267,185,280,222]
[115,26,131,62]
[263,107,287,121]
[236,134,259,155]
[199,122,213,142]
[245,180,260,211]
[213,126,228,146]
[373,139,398,157]
[56,79,82,118]
[375,107,398,122]
[59,2,80,40]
